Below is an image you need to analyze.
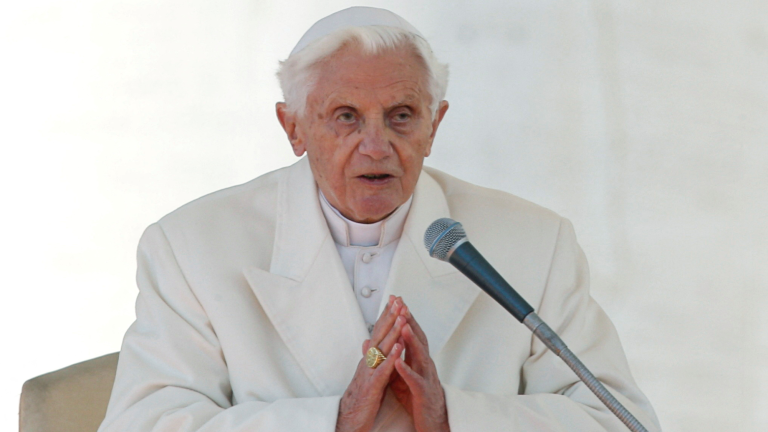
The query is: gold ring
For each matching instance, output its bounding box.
[366,346,387,369]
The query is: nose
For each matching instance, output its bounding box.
[357,119,394,160]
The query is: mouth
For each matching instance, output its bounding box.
[357,173,394,185]
[361,173,392,180]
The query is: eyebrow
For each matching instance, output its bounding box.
[326,94,356,106]
[387,93,420,108]
[323,92,422,112]
[388,100,415,110]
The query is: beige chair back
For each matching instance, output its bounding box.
[19,353,119,432]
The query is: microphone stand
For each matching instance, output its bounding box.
[523,312,648,432]
[426,220,651,432]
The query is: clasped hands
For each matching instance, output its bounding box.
[336,295,449,432]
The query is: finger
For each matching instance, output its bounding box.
[402,323,429,367]
[396,306,415,362]
[377,315,406,354]
[362,339,370,356]
[370,297,403,346]
[395,357,424,393]
[372,297,400,343]
[403,309,429,347]
[376,295,396,322]
[370,342,403,385]
[397,336,410,364]
[389,372,409,401]
[382,295,395,316]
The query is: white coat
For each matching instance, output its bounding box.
[98,157,660,431]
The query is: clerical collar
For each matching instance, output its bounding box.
[319,190,412,247]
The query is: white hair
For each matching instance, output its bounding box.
[277,26,449,118]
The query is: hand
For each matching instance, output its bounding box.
[336,296,407,432]
[389,303,450,432]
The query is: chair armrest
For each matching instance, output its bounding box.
[20,352,119,432]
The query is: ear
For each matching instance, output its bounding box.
[276,102,306,157]
[425,100,449,157]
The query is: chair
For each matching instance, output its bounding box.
[19,353,119,432]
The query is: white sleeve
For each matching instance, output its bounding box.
[98,224,341,432]
[443,218,661,432]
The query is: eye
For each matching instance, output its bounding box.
[391,109,412,123]
[336,111,356,124]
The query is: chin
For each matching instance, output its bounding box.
[350,195,402,223]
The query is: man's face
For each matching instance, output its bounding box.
[277,44,449,223]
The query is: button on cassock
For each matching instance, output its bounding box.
[361,286,376,298]
[362,252,374,263]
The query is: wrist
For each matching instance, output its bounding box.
[336,394,373,432]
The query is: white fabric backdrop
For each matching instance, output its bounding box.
[2,1,766,430]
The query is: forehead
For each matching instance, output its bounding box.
[309,44,430,109]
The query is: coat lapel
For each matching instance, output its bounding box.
[243,158,368,396]
[379,171,480,356]
[243,158,480,398]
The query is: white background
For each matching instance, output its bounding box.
[2,1,767,430]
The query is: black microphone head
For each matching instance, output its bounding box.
[424,218,468,262]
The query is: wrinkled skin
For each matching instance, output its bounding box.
[277,43,451,432]
[335,296,407,432]
[277,43,449,223]
[389,305,450,432]
[334,296,450,432]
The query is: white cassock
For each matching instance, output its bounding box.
[318,189,412,332]
[98,157,661,431]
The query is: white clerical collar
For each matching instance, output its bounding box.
[319,190,412,247]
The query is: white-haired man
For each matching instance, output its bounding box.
[99,7,660,432]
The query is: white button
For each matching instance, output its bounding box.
[361,286,376,298]
[362,252,374,263]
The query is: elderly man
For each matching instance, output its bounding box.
[98,7,660,432]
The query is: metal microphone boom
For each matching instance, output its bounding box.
[424,218,649,432]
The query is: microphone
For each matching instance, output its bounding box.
[423,218,533,322]
[424,218,649,432]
